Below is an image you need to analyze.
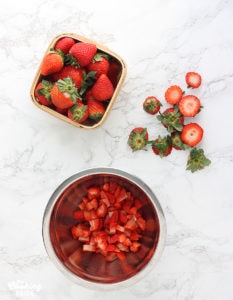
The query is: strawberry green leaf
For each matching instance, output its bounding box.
[186,148,211,173]
[57,77,80,102]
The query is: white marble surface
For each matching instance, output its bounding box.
[1,0,233,299]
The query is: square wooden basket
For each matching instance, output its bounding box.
[30,33,127,129]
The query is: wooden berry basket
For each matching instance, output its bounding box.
[30,33,127,129]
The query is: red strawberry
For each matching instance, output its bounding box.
[34,80,53,106]
[171,132,189,150]
[69,42,97,67]
[164,85,183,105]
[107,60,122,87]
[96,203,108,218]
[151,135,172,157]
[87,96,106,122]
[50,65,84,89]
[50,77,79,109]
[143,96,162,115]
[87,186,100,200]
[185,72,202,88]
[181,123,203,147]
[157,107,184,133]
[55,106,68,115]
[91,74,114,101]
[178,95,201,117]
[68,102,89,123]
[54,37,75,54]
[87,53,109,78]
[128,127,149,151]
[40,51,64,76]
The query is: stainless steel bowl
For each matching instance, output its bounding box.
[42,167,166,290]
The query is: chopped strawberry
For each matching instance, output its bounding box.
[89,219,101,231]
[83,209,97,221]
[71,181,147,259]
[178,95,201,117]
[137,217,146,231]
[73,210,84,220]
[87,186,100,200]
[108,181,118,194]
[82,244,96,252]
[181,123,204,147]
[164,85,183,105]
[71,224,90,239]
[101,190,115,205]
[115,187,128,203]
[102,183,110,192]
[130,242,141,253]
[85,198,98,211]
[130,230,142,241]
[96,202,108,218]
[125,215,138,231]
[185,72,202,88]
[116,252,126,261]
[119,210,128,224]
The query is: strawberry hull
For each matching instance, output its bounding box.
[42,168,166,290]
[30,33,127,129]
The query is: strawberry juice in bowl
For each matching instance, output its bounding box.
[42,168,166,290]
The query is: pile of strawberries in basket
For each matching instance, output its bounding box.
[128,72,211,173]
[34,36,122,125]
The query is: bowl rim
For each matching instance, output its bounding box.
[42,167,166,290]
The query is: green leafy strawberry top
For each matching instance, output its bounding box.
[186,148,211,173]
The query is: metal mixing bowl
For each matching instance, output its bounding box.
[42,167,166,290]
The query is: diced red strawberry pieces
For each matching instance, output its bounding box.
[71,181,147,259]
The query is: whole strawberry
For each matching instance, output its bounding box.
[151,135,172,158]
[68,102,89,124]
[107,60,122,87]
[69,42,97,67]
[51,65,84,89]
[143,96,162,115]
[87,53,109,78]
[157,107,184,133]
[91,74,114,101]
[34,80,53,106]
[86,92,106,122]
[50,77,79,109]
[40,51,64,76]
[54,37,75,54]
[128,127,149,151]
